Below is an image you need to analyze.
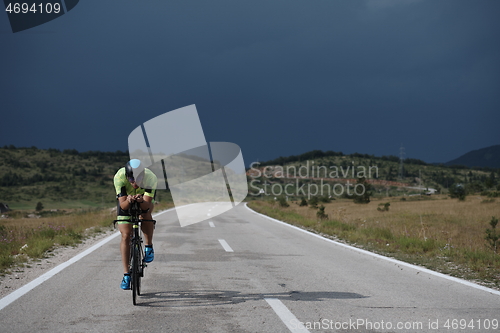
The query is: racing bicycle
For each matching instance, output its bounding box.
[114,201,156,305]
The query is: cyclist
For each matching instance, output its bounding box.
[114,159,158,290]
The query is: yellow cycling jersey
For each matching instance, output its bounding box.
[113,167,158,199]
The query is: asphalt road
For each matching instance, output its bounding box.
[0,203,499,333]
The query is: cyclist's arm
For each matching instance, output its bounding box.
[118,194,135,210]
[137,194,153,212]
[140,173,156,212]
[114,170,132,210]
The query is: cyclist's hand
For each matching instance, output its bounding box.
[127,195,136,203]
[129,195,144,203]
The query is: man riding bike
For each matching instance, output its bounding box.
[114,159,158,290]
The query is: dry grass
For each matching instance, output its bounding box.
[249,195,500,288]
[0,209,116,268]
[0,201,175,273]
[1,210,112,234]
[305,195,499,252]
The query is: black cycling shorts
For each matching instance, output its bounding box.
[115,200,151,223]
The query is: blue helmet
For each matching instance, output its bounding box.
[125,159,142,180]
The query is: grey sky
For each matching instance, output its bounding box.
[1,0,499,165]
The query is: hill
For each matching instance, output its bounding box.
[249,149,499,198]
[0,147,129,210]
[445,145,500,168]
[0,146,498,210]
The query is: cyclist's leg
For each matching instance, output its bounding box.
[140,205,155,246]
[118,223,133,274]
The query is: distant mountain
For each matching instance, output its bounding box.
[445,145,500,168]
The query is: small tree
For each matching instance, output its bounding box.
[299,197,308,206]
[352,177,371,204]
[308,196,319,209]
[485,216,499,253]
[316,205,328,220]
[35,202,44,212]
[449,183,466,201]
[435,185,441,194]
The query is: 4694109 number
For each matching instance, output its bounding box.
[443,319,499,330]
[5,2,62,14]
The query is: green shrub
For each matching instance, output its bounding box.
[319,196,332,203]
[278,197,289,208]
[316,205,328,220]
[308,196,319,208]
[377,202,390,211]
[485,216,499,253]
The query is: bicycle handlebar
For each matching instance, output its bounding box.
[113,218,156,223]
[113,200,157,227]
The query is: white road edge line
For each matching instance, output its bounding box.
[245,203,500,297]
[209,221,215,228]
[265,298,310,333]
[0,206,177,311]
[218,239,234,252]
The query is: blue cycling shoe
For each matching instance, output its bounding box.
[144,246,154,263]
[120,274,131,290]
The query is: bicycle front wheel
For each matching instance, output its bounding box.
[131,243,140,305]
[136,244,142,296]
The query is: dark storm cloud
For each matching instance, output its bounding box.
[0,0,498,164]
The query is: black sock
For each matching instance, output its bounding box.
[145,245,153,248]
[124,273,130,276]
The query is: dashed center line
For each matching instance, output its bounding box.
[265,298,310,333]
[209,221,215,228]
[218,239,233,252]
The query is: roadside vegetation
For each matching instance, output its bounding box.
[248,195,500,289]
[0,201,174,274]
[0,208,114,272]
[0,146,129,209]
